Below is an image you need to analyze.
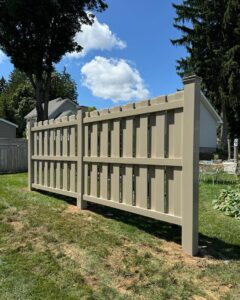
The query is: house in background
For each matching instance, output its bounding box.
[24,97,79,122]
[199,92,222,155]
[0,118,18,138]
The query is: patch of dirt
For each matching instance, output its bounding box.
[83,276,99,290]
[153,240,221,268]
[30,236,46,252]
[115,279,138,297]
[5,207,17,215]
[160,241,203,266]
[106,246,124,271]
[58,243,103,291]
[65,205,80,214]
[10,221,24,232]
[27,234,102,291]
[105,238,230,299]
[61,243,85,263]
[105,244,147,296]
[185,276,231,300]
[219,284,232,294]
[202,281,233,299]
[151,241,231,299]
[201,290,218,300]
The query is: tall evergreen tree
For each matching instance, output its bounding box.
[0,76,7,116]
[0,76,6,93]
[172,0,240,148]
[222,0,240,140]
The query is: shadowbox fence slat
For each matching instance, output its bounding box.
[28,75,201,256]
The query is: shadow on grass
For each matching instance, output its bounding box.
[32,189,76,206]
[34,189,240,261]
[88,203,240,261]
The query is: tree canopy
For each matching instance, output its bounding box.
[51,68,78,102]
[0,76,6,93]
[0,0,107,121]
[0,68,78,137]
[172,0,240,148]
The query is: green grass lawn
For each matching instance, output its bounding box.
[0,173,239,300]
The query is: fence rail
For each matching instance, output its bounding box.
[28,75,201,255]
[0,139,28,173]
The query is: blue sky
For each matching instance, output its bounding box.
[0,0,186,110]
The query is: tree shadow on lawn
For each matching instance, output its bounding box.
[87,203,240,261]
[35,190,240,261]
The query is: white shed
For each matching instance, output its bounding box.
[200,92,222,153]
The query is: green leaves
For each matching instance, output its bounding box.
[0,0,107,75]
[0,0,107,121]
[0,68,78,137]
[213,186,240,219]
[172,0,240,142]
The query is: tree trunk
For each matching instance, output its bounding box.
[28,72,51,122]
[35,75,51,122]
[43,73,51,121]
[220,102,228,152]
[35,79,44,122]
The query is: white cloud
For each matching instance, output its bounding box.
[67,16,126,58]
[0,50,7,64]
[81,56,149,102]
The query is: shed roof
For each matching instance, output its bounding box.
[0,118,18,128]
[24,97,78,120]
[57,110,75,118]
[200,92,223,124]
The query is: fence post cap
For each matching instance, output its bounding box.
[183,74,202,85]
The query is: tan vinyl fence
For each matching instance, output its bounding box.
[0,138,28,173]
[28,75,201,255]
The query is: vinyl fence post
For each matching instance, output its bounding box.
[27,120,34,191]
[182,75,202,256]
[77,109,87,209]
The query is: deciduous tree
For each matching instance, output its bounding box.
[0,0,107,121]
[0,68,79,136]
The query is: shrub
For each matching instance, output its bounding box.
[213,186,240,219]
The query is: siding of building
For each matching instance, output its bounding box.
[199,101,218,153]
[25,98,78,122]
[0,121,17,138]
[52,101,78,119]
